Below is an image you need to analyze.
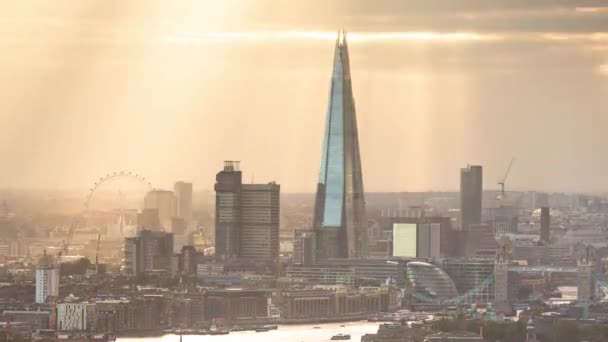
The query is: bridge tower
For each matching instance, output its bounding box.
[494,246,510,302]
[577,257,594,302]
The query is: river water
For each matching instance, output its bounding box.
[117,322,380,342]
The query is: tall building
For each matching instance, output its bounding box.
[137,208,161,231]
[144,190,176,231]
[174,181,193,225]
[240,183,280,264]
[214,161,280,266]
[214,161,242,260]
[313,31,368,261]
[460,165,483,231]
[35,252,59,304]
[540,206,550,244]
[122,229,174,276]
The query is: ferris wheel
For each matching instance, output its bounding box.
[84,171,153,209]
[62,171,153,255]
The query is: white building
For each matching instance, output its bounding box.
[56,302,96,331]
[35,264,59,304]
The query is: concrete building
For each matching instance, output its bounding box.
[441,258,495,304]
[281,286,395,320]
[214,160,242,260]
[484,198,519,235]
[35,253,59,304]
[122,230,174,275]
[540,207,550,244]
[137,208,161,232]
[56,302,96,331]
[424,331,483,341]
[379,217,453,258]
[313,31,368,261]
[94,299,134,333]
[174,181,193,225]
[293,229,316,267]
[144,190,177,231]
[460,165,482,231]
[1,311,50,330]
[204,289,269,322]
[285,267,356,286]
[240,183,280,265]
[214,161,280,267]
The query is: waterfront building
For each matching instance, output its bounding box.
[313,31,368,260]
[0,311,50,331]
[424,331,483,341]
[204,289,270,322]
[405,261,459,304]
[440,258,495,303]
[56,302,96,331]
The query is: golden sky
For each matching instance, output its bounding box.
[1,0,608,192]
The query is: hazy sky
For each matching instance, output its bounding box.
[1,0,608,193]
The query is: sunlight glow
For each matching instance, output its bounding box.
[163,31,502,45]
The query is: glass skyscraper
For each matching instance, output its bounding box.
[313,31,368,261]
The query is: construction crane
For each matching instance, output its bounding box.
[62,216,81,255]
[498,158,515,198]
[95,233,101,275]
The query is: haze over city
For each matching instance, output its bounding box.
[1,0,608,192]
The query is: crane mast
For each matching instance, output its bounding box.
[498,158,515,198]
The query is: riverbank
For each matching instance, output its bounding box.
[117,321,381,342]
[116,315,372,338]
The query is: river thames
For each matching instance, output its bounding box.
[117,322,380,342]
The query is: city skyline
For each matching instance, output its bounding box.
[1,1,608,193]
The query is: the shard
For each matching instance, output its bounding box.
[313,31,368,261]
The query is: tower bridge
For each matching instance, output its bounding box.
[411,255,607,306]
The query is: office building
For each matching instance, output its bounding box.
[405,261,459,304]
[144,190,177,231]
[383,217,453,258]
[460,165,483,231]
[441,258,495,303]
[313,31,368,261]
[240,183,280,263]
[214,161,280,266]
[540,206,550,244]
[484,198,519,235]
[214,161,242,259]
[204,289,269,321]
[293,229,316,267]
[35,252,59,304]
[56,302,96,331]
[122,230,174,275]
[174,181,193,225]
[285,266,356,286]
[0,311,50,330]
[137,208,161,231]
